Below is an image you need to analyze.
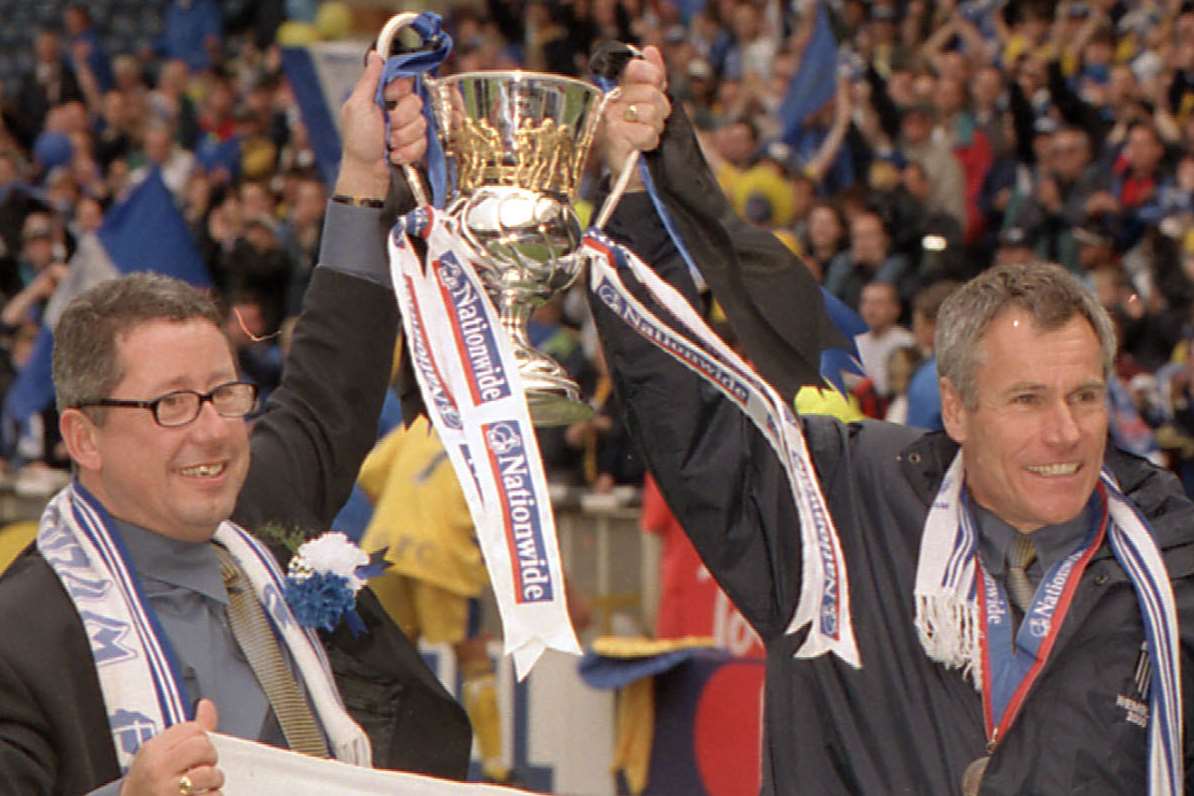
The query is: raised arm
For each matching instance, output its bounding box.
[589,48,828,638]
[235,52,425,533]
[592,193,806,638]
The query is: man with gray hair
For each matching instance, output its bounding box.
[595,52,1194,795]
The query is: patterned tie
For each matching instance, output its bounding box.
[1005,535,1038,614]
[214,545,330,758]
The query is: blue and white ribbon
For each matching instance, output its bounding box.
[388,210,580,680]
[374,12,453,208]
[581,229,860,667]
[916,454,1183,795]
[37,483,371,770]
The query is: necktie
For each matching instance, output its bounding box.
[214,545,330,758]
[1005,535,1038,614]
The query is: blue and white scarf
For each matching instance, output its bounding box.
[914,454,1183,796]
[37,483,371,772]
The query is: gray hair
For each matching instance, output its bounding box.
[52,273,223,417]
[935,262,1116,408]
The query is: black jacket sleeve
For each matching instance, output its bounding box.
[1009,80,1038,166]
[866,64,902,144]
[588,193,803,639]
[234,266,397,534]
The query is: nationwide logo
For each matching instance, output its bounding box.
[484,421,554,603]
[402,208,431,238]
[983,571,1007,625]
[594,280,624,313]
[808,494,840,638]
[594,275,750,406]
[436,253,510,404]
[404,275,462,429]
[1029,552,1078,625]
[820,600,838,635]
[262,582,291,628]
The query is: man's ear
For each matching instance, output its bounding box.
[940,376,968,445]
[60,408,101,472]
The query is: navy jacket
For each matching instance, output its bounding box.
[592,193,1194,794]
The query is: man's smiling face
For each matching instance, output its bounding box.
[942,309,1108,533]
[72,318,250,541]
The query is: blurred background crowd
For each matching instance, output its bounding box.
[0,0,1193,503]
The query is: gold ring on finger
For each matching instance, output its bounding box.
[624,103,639,123]
[178,773,195,796]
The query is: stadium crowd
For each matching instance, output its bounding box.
[0,0,1193,501]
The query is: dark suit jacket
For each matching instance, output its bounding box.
[0,267,470,794]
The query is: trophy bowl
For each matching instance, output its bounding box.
[429,71,607,427]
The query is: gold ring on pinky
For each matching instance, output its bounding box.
[623,103,639,123]
[178,773,195,796]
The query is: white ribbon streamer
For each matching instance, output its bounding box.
[388,209,580,679]
[580,230,859,668]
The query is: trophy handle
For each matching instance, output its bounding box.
[591,87,640,230]
[593,155,639,230]
[377,12,431,207]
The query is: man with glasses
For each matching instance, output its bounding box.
[0,52,470,795]
[81,381,259,428]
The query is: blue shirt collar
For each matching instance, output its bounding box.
[111,518,227,605]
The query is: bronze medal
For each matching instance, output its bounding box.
[961,756,990,796]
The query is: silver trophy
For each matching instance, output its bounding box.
[379,17,612,426]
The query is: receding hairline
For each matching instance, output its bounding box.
[967,304,1107,382]
[109,314,232,371]
[51,273,228,413]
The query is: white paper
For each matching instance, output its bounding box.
[210,733,531,795]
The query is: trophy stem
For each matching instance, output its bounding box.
[497,291,594,427]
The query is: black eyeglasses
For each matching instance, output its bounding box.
[79,381,259,428]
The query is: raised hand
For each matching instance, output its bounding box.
[336,51,427,200]
[601,45,672,184]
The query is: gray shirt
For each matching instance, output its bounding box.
[973,498,1092,584]
[87,521,289,796]
[113,519,284,745]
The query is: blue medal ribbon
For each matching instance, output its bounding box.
[374,12,453,208]
[976,487,1109,746]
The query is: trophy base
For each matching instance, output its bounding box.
[527,390,594,427]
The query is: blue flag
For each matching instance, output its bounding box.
[3,170,210,443]
[818,289,866,394]
[779,2,838,145]
[282,42,368,186]
[96,170,209,287]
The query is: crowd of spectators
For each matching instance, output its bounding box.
[3,0,1194,500]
